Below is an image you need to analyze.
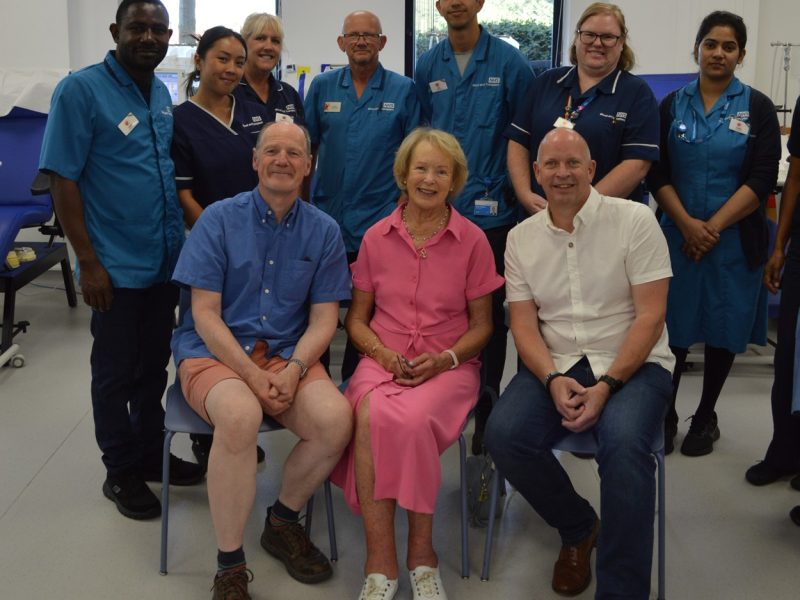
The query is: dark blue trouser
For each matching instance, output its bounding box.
[765,249,800,470]
[90,283,178,476]
[486,358,671,600]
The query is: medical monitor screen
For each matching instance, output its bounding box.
[155,70,182,105]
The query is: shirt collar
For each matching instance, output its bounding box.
[544,186,602,232]
[557,66,623,96]
[380,202,463,242]
[339,63,386,91]
[441,26,490,63]
[250,188,301,227]
[683,75,744,99]
[105,51,144,89]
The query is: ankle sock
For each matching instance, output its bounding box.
[217,547,246,573]
[269,499,300,525]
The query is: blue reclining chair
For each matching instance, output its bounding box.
[0,106,77,367]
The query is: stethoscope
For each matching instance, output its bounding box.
[674,99,731,144]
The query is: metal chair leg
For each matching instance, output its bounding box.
[481,469,502,581]
[159,430,175,575]
[656,450,666,600]
[324,480,338,562]
[459,434,469,579]
[305,494,315,533]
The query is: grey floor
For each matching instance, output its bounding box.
[1,270,799,599]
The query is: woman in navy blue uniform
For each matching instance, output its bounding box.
[171,26,271,465]
[647,11,780,456]
[505,2,659,214]
[172,26,271,227]
[234,13,304,125]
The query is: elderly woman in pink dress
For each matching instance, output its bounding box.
[332,127,504,600]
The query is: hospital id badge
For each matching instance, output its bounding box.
[118,113,139,136]
[275,112,294,123]
[474,198,498,217]
[553,117,574,130]
[729,118,749,135]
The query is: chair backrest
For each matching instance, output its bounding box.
[0,107,51,208]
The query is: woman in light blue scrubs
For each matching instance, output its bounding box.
[647,11,780,456]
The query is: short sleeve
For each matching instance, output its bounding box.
[303,78,321,144]
[503,79,538,148]
[308,219,352,304]
[39,76,94,179]
[619,78,660,162]
[171,205,227,292]
[465,229,504,300]
[504,226,534,302]
[171,110,194,191]
[350,231,375,293]
[625,205,672,286]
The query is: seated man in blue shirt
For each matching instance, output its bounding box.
[171,121,353,598]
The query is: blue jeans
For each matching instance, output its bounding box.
[485,357,671,600]
[90,283,178,476]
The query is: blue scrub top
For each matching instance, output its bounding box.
[504,66,659,203]
[233,73,305,125]
[415,27,534,230]
[172,96,270,209]
[39,51,183,288]
[789,96,800,238]
[171,188,351,363]
[304,63,421,253]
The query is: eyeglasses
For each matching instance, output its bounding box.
[341,32,382,42]
[577,30,621,47]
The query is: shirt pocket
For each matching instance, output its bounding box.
[277,258,316,302]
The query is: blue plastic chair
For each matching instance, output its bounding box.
[159,382,338,575]
[481,428,667,600]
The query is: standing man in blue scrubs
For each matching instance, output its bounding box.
[304,10,421,380]
[415,0,534,452]
[39,0,203,521]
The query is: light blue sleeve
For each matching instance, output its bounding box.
[39,76,95,180]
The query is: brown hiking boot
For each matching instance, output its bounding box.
[211,566,253,600]
[260,516,333,584]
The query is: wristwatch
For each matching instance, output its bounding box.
[287,357,308,379]
[543,370,564,393]
[598,374,623,394]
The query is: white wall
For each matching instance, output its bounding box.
[755,0,800,128]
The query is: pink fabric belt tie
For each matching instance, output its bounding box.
[372,315,467,355]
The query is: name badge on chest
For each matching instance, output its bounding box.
[275,112,294,123]
[728,118,749,135]
[429,80,448,93]
[474,198,498,217]
[118,113,139,136]
[553,117,575,130]
[323,102,341,113]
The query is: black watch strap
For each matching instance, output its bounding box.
[599,374,623,394]
[544,370,564,393]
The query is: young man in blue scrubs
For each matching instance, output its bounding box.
[39,0,202,521]
[414,0,534,452]
[304,10,421,380]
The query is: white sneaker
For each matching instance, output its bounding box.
[358,573,398,600]
[409,566,448,600]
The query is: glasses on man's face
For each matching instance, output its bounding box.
[577,30,621,47]
[342,32,382,43]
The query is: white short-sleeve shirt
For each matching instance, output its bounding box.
[505,187,675,376]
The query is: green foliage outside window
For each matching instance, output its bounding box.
[416,19,552,62]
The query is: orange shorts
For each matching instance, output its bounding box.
[178,340,329,425]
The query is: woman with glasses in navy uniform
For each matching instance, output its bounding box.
[647,11,780,457]
[505,2,659,215]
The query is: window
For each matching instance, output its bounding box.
[413,0,559,72]
[161,0,278,45]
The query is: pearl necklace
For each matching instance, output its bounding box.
[402,205,450,259]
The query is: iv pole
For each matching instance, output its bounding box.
[770,41,800,129]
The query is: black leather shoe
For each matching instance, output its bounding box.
[680,416,720,457]
[745,461,796,486]
[142,454,204,486]
[103,472,161,520]
[192,438,265,470]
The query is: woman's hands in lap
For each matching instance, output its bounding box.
[394,352,452,387]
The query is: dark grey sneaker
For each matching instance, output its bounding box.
[260,516,333,584]
[102,472,161,520]
[141,454,205,486]
[211,566,253,600]
[680,415,720,457]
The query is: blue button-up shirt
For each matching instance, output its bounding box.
[415,27,533,230]
[170,188,351,364]
[39,51,183,288]
[304,63,421,252]
[504,66,659,202]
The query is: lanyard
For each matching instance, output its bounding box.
[563,93,597,123]
[675,99,731,144]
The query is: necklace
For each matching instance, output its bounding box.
[402,205,450,259]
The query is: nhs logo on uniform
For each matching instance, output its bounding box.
[487,77,501,85]
[382,102,395,111]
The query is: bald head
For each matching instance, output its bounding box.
[536,128,592,164]
[342,10,382,34]
[533,127,596,208]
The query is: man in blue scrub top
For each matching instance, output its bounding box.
[414,0,534,452]
[304,10,421,379]
[39,0,202,521]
